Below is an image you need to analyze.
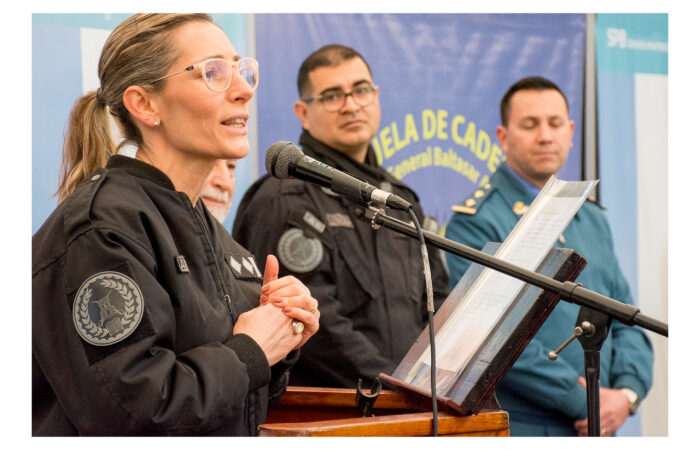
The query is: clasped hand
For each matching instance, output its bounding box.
[233,255,320,365]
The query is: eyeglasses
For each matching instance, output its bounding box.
[302,83,378,112]
[153,57,259,92]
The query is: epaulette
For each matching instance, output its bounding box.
[451,182,495,215]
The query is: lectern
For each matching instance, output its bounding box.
[259,386,508,436]
[260,247,585,436]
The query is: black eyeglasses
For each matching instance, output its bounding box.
[302,83,378,112]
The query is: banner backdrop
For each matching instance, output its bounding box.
[255,13,586,227]
[596,13,668,436]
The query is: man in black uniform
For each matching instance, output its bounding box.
[233,44,450,387]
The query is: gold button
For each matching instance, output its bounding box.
[512,201,529,216]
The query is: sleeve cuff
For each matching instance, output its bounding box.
[271,349,300,381]
[613,375,647,399]
[226,334,271,391]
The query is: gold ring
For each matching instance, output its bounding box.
[309,303,317,313]
[292,320,304,335]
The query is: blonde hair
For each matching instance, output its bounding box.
[57,13,213,202]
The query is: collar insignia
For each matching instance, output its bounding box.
[513,201,529,216]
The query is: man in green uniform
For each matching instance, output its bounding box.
[445,76,653,436]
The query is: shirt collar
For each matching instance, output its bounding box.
[503,163,542,198]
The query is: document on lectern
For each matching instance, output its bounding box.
[404,176,597,394]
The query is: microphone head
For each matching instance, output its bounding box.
[265,141,304,178]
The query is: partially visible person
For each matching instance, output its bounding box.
[202,159,237,223]
[445,76,653,437]
[233,44,450,388]
[33,14,319,436]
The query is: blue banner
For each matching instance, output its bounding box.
[255,13,586,227]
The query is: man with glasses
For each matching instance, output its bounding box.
[233,44,450,388]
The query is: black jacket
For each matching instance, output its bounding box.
[233,131,449,388]
[32,155,296,435]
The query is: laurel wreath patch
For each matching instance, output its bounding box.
[72,271,144,346]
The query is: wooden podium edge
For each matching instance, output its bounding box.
[259,410,509,437]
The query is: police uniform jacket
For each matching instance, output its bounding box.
[445,163,653,436]
[32,155,297,436]
[233,130,450,388]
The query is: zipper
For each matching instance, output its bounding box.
[191,200,236,326]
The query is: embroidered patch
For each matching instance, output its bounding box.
[175,255,189,273]
[303,211,326,234]
[325,212,354,229]
[277,228,324,273]
[227,255,262,280]
[72,271,145,347]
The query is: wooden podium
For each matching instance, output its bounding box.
[259,386,509,437]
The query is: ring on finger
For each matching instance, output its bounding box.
[292,320,305,335]
[309,302,318,313]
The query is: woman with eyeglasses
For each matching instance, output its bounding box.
[32,14,319,436]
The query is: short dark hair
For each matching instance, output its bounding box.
[296,44,373,98]
[500,76,569,125]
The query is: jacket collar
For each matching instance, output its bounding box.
[106,155,176,191]
[492,163,538,207]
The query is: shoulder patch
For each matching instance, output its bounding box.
[277,228,324,273]
[72,271,145,346]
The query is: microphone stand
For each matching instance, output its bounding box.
[352,205,667,336]
[352,204,667,436]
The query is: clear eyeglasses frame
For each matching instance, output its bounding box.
[302,83,378,112]
[153,56,259,93]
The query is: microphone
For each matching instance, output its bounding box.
[265,141,412,211]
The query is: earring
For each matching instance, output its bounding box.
[153,121,160,127]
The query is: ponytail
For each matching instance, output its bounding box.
[57,90,116,202]
[55,14,213,203]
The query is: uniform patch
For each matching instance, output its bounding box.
[227,255,262,280]
[175,255,189,273]
[303,211,326,234]
[277,228,324,273]
[72,271,145,347]
[325,212,354,229]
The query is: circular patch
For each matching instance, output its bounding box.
[277,228,324,273]
[72,271,145,346]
